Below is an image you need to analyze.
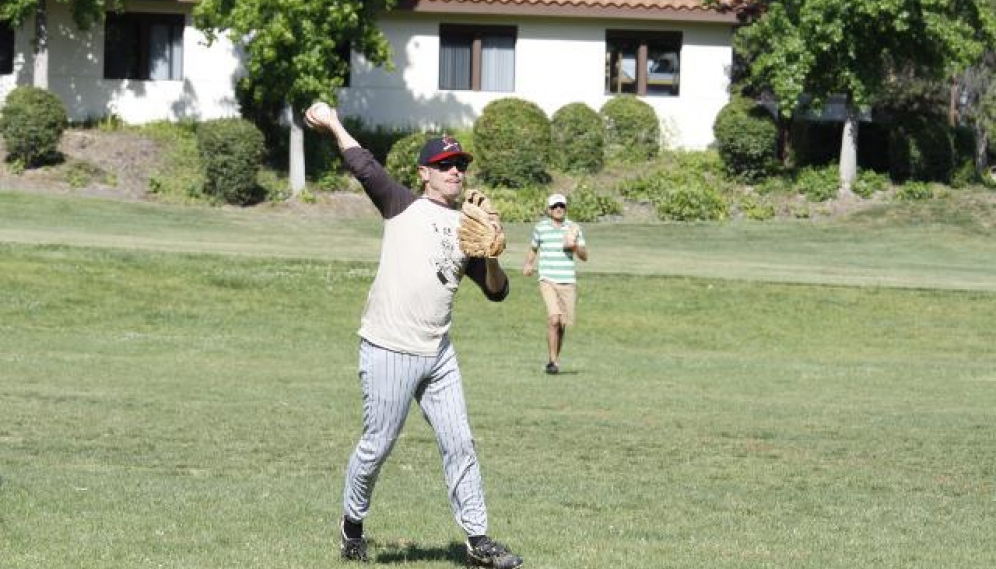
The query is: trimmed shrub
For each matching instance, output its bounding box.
[550,102,604,174]
[196,118,266,205]
[600,95,659,162]
[713,97,777,182]
[0,86,69,167]
[473,97,551,188]
[386,132,434,192]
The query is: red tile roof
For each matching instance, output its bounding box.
[398,0,748,22]
[420,0,716,7]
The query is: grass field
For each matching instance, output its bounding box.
[2,189,995,568]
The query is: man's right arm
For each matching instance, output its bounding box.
[305,103,413,218]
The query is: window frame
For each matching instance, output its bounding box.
[0,22,14,76]
[103,12,185,81]
[438,24,516,92]
[605,29,682,97]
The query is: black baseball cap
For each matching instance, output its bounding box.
[418,136,474,166]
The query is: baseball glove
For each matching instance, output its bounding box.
[458,190,506,258]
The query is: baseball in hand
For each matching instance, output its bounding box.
[304,102,335,131]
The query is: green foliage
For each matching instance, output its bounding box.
[852,169,889,198]
[385,132,433,192]
[951,161,982,189]
[563,179,622,221]
[194,1,394,114]
[895,181,935,201]
[550,102,605,174]
[617,150,727,203]
[655,185,728,222]
[139,120,205,201]
[734,1,996,119]
[486,186,547,222]
[712,97,778,182]
[599,95,659,162]
[196,118,266,205]
[888,114,956,183]
[756,174,795,195]
[64,160,116,189]
[734,192,777,221]
[473,97,551,188]
[794,164,840,202]
[0,86,69,167]
[949,125,981,188]
[1,0,119,30]
[617,152,729,221]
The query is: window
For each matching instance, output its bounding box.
[439,25,516,92]
[606,30,681,97]
[104,12,184,81]
[0,22,13,75]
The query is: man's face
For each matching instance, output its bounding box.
[548,202,566,221]
[419,158,470,204]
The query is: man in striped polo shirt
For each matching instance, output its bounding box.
[522,193,588,374]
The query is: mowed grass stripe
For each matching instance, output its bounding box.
[3,189,996,290]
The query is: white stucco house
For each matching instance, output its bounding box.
[1,0,743,149]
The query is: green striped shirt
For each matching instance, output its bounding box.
[530,218,585,284]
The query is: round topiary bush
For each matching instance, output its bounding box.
[473,97,551,188]
[386,131,434,192]
[712,97,777,183]
[196,118,266,205]
[599,95,659,163]
[550,102,604,174]
[0,86,69,167]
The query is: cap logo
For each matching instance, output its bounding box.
[442,136,460,152]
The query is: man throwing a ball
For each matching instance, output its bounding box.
[304,102,523,569]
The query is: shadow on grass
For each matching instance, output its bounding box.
[373,540,465,565]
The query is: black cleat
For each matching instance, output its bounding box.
[544,362,559,375]
[340,519,368,562]
[466,536,523,569]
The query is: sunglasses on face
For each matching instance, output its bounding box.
[429,159,470,173]
[549,203,566,210]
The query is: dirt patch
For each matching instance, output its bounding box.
[0,130,163,200]
[1,129,382,218]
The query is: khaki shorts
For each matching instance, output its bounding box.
[539,280,577,326]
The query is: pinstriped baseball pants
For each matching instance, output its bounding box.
[342,337,489,536]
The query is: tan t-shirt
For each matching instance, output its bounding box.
[344,147,507,356]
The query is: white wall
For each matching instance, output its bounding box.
[3,6,732,148]
[1,1,243,124]
[340,14,733,149]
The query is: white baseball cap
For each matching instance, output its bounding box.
[547,193,567,207]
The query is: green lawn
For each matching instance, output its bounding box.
[1,189,995,568]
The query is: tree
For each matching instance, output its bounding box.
[718,0,996,194]
[194,0,395,195]
[0,0,118,89]
[956,49,996,176]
